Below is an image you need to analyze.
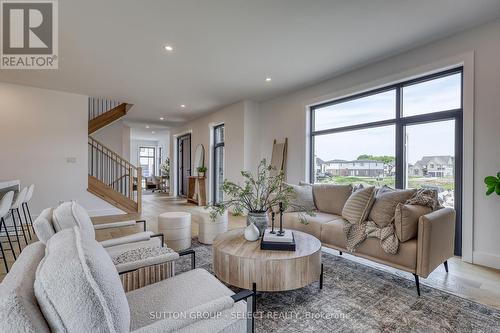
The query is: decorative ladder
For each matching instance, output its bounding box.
[87,98,141,213]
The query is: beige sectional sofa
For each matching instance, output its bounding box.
[282,184,456,295]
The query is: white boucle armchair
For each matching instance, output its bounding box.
[33,201,196,291]
[0,228,255,333]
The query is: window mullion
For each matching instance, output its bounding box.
[395,86,405,189]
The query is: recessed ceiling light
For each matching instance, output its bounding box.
[164,45,174,52]
[265,77,272,82]
[180,104,186,108]
[159,117,164,121]
[152,131,155,134]
[145,125,150,129]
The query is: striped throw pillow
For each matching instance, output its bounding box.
[342,186,376,224]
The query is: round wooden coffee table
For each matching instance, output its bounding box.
[212,228,322,292]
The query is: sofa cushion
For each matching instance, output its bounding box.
[104,237,163,259]
[0,242,50,333]
[321,219,417,270]
[369,186,417,227]
[33,207,56,244]
[34,227,130,332]
[395,204,432,242]
[127,268,246,331]
[312,184,353,215]
[281,212,343,239]
[52,201,96,240]
[285,183,316,212]
[342,186,376,224]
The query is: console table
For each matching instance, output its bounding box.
[187,176,206,206]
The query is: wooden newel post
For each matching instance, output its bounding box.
[136,167,142,213]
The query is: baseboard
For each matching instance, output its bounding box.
[473,251,500,270]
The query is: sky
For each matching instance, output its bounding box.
[314,73,459,164]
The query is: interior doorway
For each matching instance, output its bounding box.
[177,133,191,197]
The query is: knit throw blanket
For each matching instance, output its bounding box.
[344,189,441,255]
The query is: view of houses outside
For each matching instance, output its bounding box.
[315,154,455,207]
[314,121,456,208]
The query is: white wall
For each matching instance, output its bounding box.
[171,101,262,202]
[243,100,261,174]
[256,19,500,269]
[92,120,130,161]
[0,82,122,216]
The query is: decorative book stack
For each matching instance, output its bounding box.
[260,203,296,251]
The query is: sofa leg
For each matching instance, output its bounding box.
[443,260,449,273]
[319,264,324,289]
[339,251,342,255]
[413,274,421,296]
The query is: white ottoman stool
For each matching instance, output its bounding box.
[158,212,192,251]
[192,210,228,244]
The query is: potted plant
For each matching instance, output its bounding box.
[207,159,313,235]
[160,157,170,180]
[197,166,208,177]
[485,173,500,195]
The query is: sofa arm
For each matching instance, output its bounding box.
[100,231,154,248]
[131,296,236,333]
[416,207,455,278]
[94,219,147,231]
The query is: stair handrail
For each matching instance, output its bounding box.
[88,136,134,170]
[88,136,142,211]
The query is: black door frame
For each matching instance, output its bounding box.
[177,133,191,197]
[309,67,463,255]
[213,124,225,204]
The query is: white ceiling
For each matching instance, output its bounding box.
[127,122,170,141]
[2,0,500,126]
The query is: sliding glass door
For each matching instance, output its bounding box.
[310,68,463,254]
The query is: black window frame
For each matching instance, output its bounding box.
[309,67,463,255]
[213,124,225,204]
[139,146,156,178]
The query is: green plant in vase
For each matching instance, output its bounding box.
[485,173,500,195]
[197,166,208,177]
[207,159,314,235]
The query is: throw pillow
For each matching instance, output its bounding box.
[369,186,417,227]
[394,203,432,242]
[313,184,353,215]
[342,186,376,224]
[52,201,95,240]
[285,183,316,212]
[35,227,130,333]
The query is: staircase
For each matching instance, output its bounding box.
[88,98,132,135]
[87,98,142,213]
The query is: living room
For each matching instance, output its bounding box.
[1,1,500,332]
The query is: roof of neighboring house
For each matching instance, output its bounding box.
[354,160,385,163]
[324,159,348,164]
[415,155,454,167]
[315,157,326,165]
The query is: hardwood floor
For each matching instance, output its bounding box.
[2,191,500,310]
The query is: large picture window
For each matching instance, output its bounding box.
[139,147,156,178]
[310,68,463,254]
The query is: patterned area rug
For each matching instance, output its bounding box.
[175,239,500,332]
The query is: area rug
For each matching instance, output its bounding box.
[175,239,500,332]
